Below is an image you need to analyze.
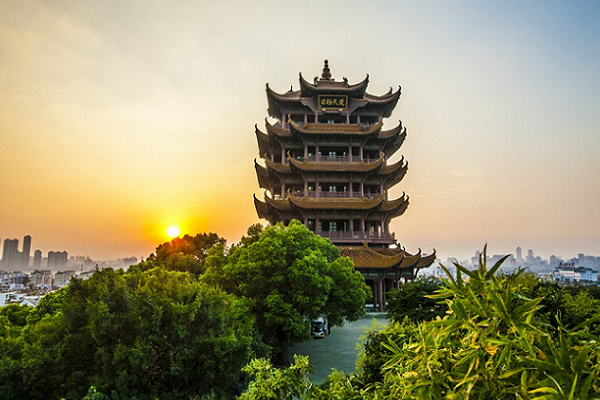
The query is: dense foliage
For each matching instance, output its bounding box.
[0,221,370,399]
[202,220,370,357]
[0,267,259,400]
[5,228,600,399]
[133,232,226,275]
[241,248,600,399]
[386,276,448,323]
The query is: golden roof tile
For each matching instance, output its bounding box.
[266,83,301,102]
[378,121,403,139]
[417,252,437,269]
[265,120,291,137]
[379,194,409,218]
[379,157,406,175]
[363,87,401,104]
[255,125,276,156]
[288,155,384,173]
[299,72,369,97]
[263,194,292,211]
[288,120,383,136]
[254,160,270,189]
[338,244,405,269]
[265,159,292,174]
[288,193,385,210]
[384,130,407,158]
[253,195,270,219]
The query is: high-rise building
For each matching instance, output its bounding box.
[516,246,522,263]
[253,61,435,310]
[48,251,68,270]
[21,235,31,268]
[1,238,21,269]
[1,235,33,269]
[527,249,535,264]
[33,250,42,268]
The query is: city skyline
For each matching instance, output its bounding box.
[1,1,599,261]
[1,232,596,271]
[0,234,139,273]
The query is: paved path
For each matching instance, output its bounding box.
[287,313,387,383]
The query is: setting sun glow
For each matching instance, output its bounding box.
[166,226,181,239]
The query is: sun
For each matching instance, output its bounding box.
[166,225,181,239]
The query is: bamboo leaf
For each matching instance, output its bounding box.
[454,262,478,281]
[439,263,456,287]
[487,289,509,320]
[521,358,558,372]
[486,254,511,280]
[567,374,577,400]
[498,367,524,380]
[558,328,573,374]
[579,370,596,400]
[529,387,559,395]
[571,312,600,332]
[520,370,529,398]
[573,346,589,375]
[511,298,543,322]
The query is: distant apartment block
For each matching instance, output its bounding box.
[78,270,95,281]
[33,249,42,268]
[68,255,95,270]
[54,270,76,288]
[31,269,53,289]
[553,262,598,283]
[48,251,68,270]
[0,292,41,307]
[0,235,31,269]
[1,239,19,269]
[0,270,26,290]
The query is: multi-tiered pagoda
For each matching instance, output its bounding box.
[254,61,435,310]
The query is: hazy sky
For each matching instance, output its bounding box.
[1,0,599,262]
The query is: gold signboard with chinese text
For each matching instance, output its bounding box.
[317,95,348,111]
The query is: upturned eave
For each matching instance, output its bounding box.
[299,73,369,97]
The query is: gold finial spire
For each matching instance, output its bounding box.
[321,59,332,80]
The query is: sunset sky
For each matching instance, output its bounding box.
[1,0,599,262]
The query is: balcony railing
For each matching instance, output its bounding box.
[315,231,393,240]
[291,191,381,199]
[303,155,379,163]
[305,155,360,163]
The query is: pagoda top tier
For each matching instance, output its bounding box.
[299,59,370,98]
[266,60,401,119]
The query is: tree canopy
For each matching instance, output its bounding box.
[133,232,226,275]
[203,220,370,356]
[385,275,448,323]
[0,221,372,398]
[0,267,260,400]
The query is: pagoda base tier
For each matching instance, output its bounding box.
[338,243,436,311]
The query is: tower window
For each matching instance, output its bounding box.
[329,221,337,232]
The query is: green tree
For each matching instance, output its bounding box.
[0,307,29,400]
[0,267,260,400]
[238,355,313,400]
[211,221,369,359]
[385,276,447,323]
[145,232,226,275]
[560,290,600,333]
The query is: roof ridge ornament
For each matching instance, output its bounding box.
[320,59,332,81]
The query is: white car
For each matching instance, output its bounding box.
[311,317,329,338]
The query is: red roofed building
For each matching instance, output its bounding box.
[253,61,435,310]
